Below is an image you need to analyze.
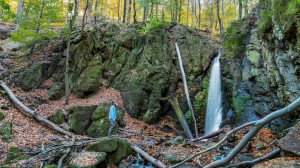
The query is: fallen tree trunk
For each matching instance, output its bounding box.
[58,136,76,168]
[225,148,280,168]
[169,97,193,139]
[132,146,167,168]
[0,81,72,137]
[204,97,300,168]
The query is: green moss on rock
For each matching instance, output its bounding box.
[48,109,65,125]
[0,121,12,143]
[86,137,119,152]
[0,112,4,121]
[68,152,107,168]
[86,118,119,138]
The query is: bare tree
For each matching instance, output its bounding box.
[133,0,137,22]
[118,0,121,22]
[244,0,248,16]
[127,0,132,23]
[198,0,201,29]
[143,6,146,22]
[216,0,222,40]
[238,0,242,20]
[186,0,189,26]
[81,0,89,33]
[122,0,127,23]
[178,0,182,23]
[17,0,25,26]
[65,0,71,25]
[94,0,98,25]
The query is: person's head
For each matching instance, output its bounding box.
[111,101,115,105]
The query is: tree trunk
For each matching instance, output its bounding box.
[127,0,132,23]
[82,0,89,33]
[155,0,158,17]
[238,0,242,20]
[94,0,98,25]
[65,0,71,25]
[198,0,201,29]
[174,0,178,22]
[217,0,222,41]
[76,0,79,26]
[168,98,194,139]
[186,0,189,26]
[29,0,45,56]
[122,0,127,23]
[175,43,198,138]
[133,0,137,23]
[244,0,248,16]
[222,0,224,16]
[178,0,182,23]
[118,0,120,23]
[150,1,153,19]
[204,97,300,168]
[143,7,146,22]
[17,0,25,26]
[0,81,72,137]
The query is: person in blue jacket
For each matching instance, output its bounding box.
[108,101,117,137]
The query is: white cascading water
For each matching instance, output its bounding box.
[205,50,223,135]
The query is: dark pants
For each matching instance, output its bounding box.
[108,119,115,137]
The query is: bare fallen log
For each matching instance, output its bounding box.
[204,97,300,168]
[225,148,280,168]
[189,127,230,142]
[131,146,167,168]
[0,81,72,137]
[169,97,193,139]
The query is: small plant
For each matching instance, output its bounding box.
[137,18,168,35]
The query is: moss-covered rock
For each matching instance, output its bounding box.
[67,105,97,135]
[16,63,49,90]
[163,149,191,164]
[86,118,119,138]
[44,165,58,168]
[0,121,12,143]
[86,137,132,166]
[5,146,30,164]
[48,109,65,125]
[68,152,107,168]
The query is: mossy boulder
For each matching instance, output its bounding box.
[163,149,191,164]
[16,63,49,91]
[278,121,300,156]
[68,152,106,168]
[74,57,102,98]
[67,105,97,135]
[48,82,65,100]
[44,165,58,168]
[48,109,65,125]
[5,146,30,164]
[86,137,132,166]
[0,121,12,142]
[0,112,4,121]
[92,103,126,121]
[86,118,119,138]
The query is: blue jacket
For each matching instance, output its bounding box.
[109,105,116,120]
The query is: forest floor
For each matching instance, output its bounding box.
[0,23,299,168]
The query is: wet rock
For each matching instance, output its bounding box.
[278,121,300,156]
[86,137,132,166]
[253,157,299,168]
[68,152,107,168]
[0,121,12,143]
[165,136,186,146]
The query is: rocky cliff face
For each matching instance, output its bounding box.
[15,23,218,124]
[222,0,300,133]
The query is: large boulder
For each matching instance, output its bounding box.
[68,152,106,168]
[16,63,49,90]
[0,121,12,143]
[67,105,97,135]
[278,121,300,156]
[253,157,300,168]
[86,137,132,165]
[92,103,126,121]
[163,149,191,164]
[86,118,119,137]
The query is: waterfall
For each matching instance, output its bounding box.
[205,50,223,135]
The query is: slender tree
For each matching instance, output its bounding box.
[198,0,201,29]
[244,0,248,16]
[122,0,127,23]
[133,0,137,22]
[94,0,98,24]
[143,6,146,22]
[17,0,25,26]
[174,0,178,22]
[127,0,132,23]
[216,0,222,41]
[118,0,120,22]
[238,0,242,20]
[186,0,189,26]
[178,0,182,23]
[82,0,89,34]
[65,0,71,25]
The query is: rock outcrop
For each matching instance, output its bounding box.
[278,121,300,156]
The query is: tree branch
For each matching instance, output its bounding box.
[0,81,72,137]
[132,146,167,168]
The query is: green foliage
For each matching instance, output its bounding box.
[257,9,272,35]
[0,0,16,21]
[137,18,168,35]
[232,90,250,118]
[223,21,247,57]
[192,76,209,124]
